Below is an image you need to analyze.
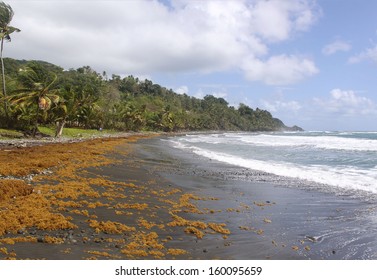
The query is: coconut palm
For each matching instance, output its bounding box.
[10,62,60,137]
[0,1,20,120]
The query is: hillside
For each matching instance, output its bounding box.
[0,58,302,136]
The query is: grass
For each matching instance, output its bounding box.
[38,126,117,138]
[0,126,117,140]
[0,128,24,139]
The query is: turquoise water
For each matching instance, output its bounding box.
[168,131,377,196]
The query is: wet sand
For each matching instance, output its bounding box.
[1,135,376,260]
[133,137,377,260]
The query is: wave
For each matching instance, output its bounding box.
[183,133,377,152]
[169,140,377,194]
[240,135,377,151]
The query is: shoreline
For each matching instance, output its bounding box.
[0,134,240,259]
[0,131,160,149]
[133,136,377,259]
[0,134,376,259]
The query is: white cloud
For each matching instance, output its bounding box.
[348,45,377,64]
[314,89,377,116]
[322,40,352,55]
[194,89,205,99]
[6,0,320,84]
[193,88,228,100]
[212,92,228,99]
[250,0,319,42]
[175,85,189,95]
[261,99,302,113]
[242,55,319,85]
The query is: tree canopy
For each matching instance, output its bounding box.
[0,1,20,122]
[0,58,302,136]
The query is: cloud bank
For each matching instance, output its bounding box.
[7,0,320,85]
[314,89,377,116]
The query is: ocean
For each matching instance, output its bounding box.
[167,131,377,199]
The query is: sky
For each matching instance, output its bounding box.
[3,0,377,131]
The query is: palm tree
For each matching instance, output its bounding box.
[10,62,60,137]
[0,1,20,121]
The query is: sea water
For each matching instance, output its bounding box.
[167,131,377,198]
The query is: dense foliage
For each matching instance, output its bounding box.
[0,58,301,136]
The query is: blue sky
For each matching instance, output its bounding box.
[5,0,377,131]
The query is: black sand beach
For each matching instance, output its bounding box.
[1,135,376,260]
[132,136,377,260]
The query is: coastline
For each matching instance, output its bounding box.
[0,134,376,260]
[134,136,377,260]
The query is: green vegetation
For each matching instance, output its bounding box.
[0,1,20,122]
[38,126,115,138]
[0,127,22,138]
[0,58,302,137]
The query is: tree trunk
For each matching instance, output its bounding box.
[0,38,9,121]
[55,118,66,138]
[32,105,40,138]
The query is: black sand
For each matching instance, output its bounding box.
[133,136,377,259]
[2,135,376,260]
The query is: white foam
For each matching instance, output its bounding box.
[168,132,377,194]
[181,133,377,152]
[170,140,377,194]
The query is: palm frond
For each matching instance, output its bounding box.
[7,26,20,34]
[0,2,14,27]
[1,26,20,41]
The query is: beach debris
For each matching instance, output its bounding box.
[239,226,252,231]
[137,218,156,230]
[254,201,275,207]
[167,213,207,229]
[87,250,113,258]
[88,220,136,234]
[208,223,231,235]
[0,135,242,260]
[61,248,72,254]
[167,249,187,256]
[0,247,8,255]
[240,202,250,210]
[114,202,148,210]
[184,227,204,239]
